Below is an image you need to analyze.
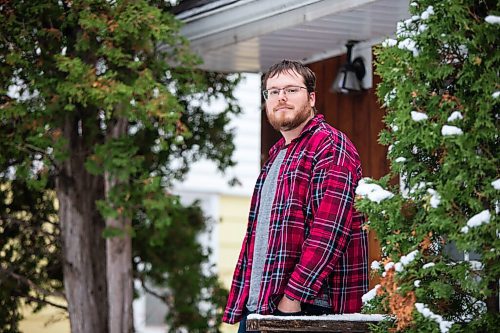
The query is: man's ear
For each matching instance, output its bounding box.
[309,91,316,108]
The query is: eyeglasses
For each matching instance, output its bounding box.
[262,86,308,100]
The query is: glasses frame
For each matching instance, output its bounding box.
[262,86,308,101]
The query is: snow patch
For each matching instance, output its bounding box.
[420,6,434,20]
[153,87,160,98]
[394,262,403,272]
[493,91,500,99]
[461,210,491,234]
[409,181,431,195]
[469,260,483,271]
[371,260,381,271]
[382,38,397,48]
[492,179,500,190]
[384,88,397,106]
[411,111,428,122]
[400,250,419,266]
[395,157,406,163]
[32,159,44,174]
[7,76,39,101]
[95,58,107,75]
[427,189,441,208]
[247,313,387,322]
[396,21,414,38]
[485,15,500,24]
[393,250,419,274]
[458,45,468,59]
[422,263,435,269]
[415,303,454,333]
[447,111,463,122]
[384,262,395,271]
[356,178,394,203]
[441,125,463,136]
[399,38,419,57]
[362,284,381,304]
[411,111,428,121]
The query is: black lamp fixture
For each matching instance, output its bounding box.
[331,41,366,94]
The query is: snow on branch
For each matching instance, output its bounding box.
[362,284,380,304]
[485,15,500,24]
[415,303,454,333]
[356,178,394,203]
[460,210,491,234]
[441,125,463,136]
[411,111,428,122]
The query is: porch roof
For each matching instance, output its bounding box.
[172,0,410,73]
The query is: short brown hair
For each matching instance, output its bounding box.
[262,59,316,93]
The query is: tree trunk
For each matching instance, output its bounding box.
[106,118,134,333]
[56,114,108,333]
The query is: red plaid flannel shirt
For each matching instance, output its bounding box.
[222,115,368,324]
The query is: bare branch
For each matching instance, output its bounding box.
[0,267,66,300]
[23,294,68,311]
[135,272,173,307]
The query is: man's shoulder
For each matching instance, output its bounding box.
[311,121,358,152]
[306,122,361,170]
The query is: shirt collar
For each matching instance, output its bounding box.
[268,114,325,156]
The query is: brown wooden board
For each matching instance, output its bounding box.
[247,317,382,332]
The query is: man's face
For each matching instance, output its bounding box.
[265,70,316,132]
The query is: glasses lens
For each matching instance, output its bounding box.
[263,86,306,100]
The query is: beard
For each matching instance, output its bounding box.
[266,100,313,132]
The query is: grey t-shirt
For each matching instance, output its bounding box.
[246,148,287,311]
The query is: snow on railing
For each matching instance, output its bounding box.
[246,313,388,332]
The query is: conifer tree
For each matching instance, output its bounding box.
[357,1,499,332]
[0,1,238,332]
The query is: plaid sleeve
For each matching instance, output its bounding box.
[285,158,356,302]
[222,232,249,324]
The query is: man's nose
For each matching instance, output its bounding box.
[278,89,287,100]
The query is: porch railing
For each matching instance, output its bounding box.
[246,313,387,333]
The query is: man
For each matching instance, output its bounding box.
[222,60,368,332]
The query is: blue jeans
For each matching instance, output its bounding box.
[237,309,259,333]
[237,303,331,332]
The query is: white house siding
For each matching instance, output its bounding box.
[173,73,262,196]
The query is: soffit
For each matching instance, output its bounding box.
[174,0,410,73]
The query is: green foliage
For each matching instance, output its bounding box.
[134,201,228,333]
[357,0,499,332]
[0,182,62,332]
[1,0,239,331]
